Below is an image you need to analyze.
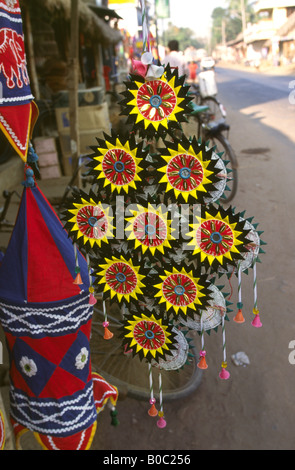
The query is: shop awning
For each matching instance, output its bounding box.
[37,0,122,45]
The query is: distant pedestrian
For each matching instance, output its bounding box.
[188,61,198,81]
[162,40,187,77]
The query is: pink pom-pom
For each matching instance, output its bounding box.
[219,367,230,380]
[157,416,167,429]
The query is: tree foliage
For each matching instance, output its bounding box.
[160,22,206,52]
[210,0,256,48]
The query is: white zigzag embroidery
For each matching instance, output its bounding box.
[0,113,27,150]
[9,383,97,435]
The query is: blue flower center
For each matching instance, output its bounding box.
[174,284,185,295]
[116,272,126,283]
[150,94,162,108]
[210,232,223,244]
[145,224,156,235]
[179,167,191,179]
[88,216,98,227]
[114,161,125,173]
[145,329,155,339]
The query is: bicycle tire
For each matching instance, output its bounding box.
[90,300,203,402]
[208,133,238,203]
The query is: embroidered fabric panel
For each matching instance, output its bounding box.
[0,292,92,337]
[9,381,97,437]
[0,0,34,106]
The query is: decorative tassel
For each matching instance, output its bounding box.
[234,263,245,323]
[197,315,208,369]
[110,406,119,427]
[89,292,97,305]
[156,373,167,429]
[73,269,83,285]
[251,260,262,328]
[219,314,230,380]
[197,350,208,370]
[234,306,245,323]
[252,308,262,328]
[103,321,114,340]
[148,400,158,417]
[148,364,158,417]
[102,301,113,339]
[219,361,231,380]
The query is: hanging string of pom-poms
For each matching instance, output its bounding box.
[86,253,97,305]
[197,314,208,370]
[251,259,262,328]
[233,262,245,324]
[147,363,158,417]
[103,300,113,340]
[219,308,230,380]
[73,243,83,285]
[157,372,167,428]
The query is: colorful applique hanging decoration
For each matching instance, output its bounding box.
[155,134,224,203]
[125,202,175,257]
[0,0,38,162]
[61,189,114,254]
[93,253,146,305]
[187,204,251,271]
[119,63,192,138]
[0,176,118,451]
[57,0,265,432]
[87,131,148,196]
[120,311,176,363]
[153,265,212,319]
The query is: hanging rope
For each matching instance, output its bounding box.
[156,372,166,428]
[197,314,208,369]
[251,259,262,327]
[234,262,245,323]
[148,363,158,417]
[139,0,150,52]
[219,313,230,380]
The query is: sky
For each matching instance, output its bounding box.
[167,0,228,38]
[107,0,228,40]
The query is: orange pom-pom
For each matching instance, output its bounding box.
[233,308,245,324]
[73,273,83,285]
[197,353,208,370]
[148,403,158,417]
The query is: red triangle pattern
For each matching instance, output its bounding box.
[10,361,36,398]
[26,189,81,302]
[0,103,32,162]
[21,333,78,367]
[38,365,88,400]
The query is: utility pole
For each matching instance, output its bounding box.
[241,0,247,42]
[69,0,80,185]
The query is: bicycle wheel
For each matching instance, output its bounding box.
[90,299,203,402]
[207,132,238,203]
[200,96,226,123]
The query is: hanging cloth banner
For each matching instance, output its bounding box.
[0,0,38,162]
